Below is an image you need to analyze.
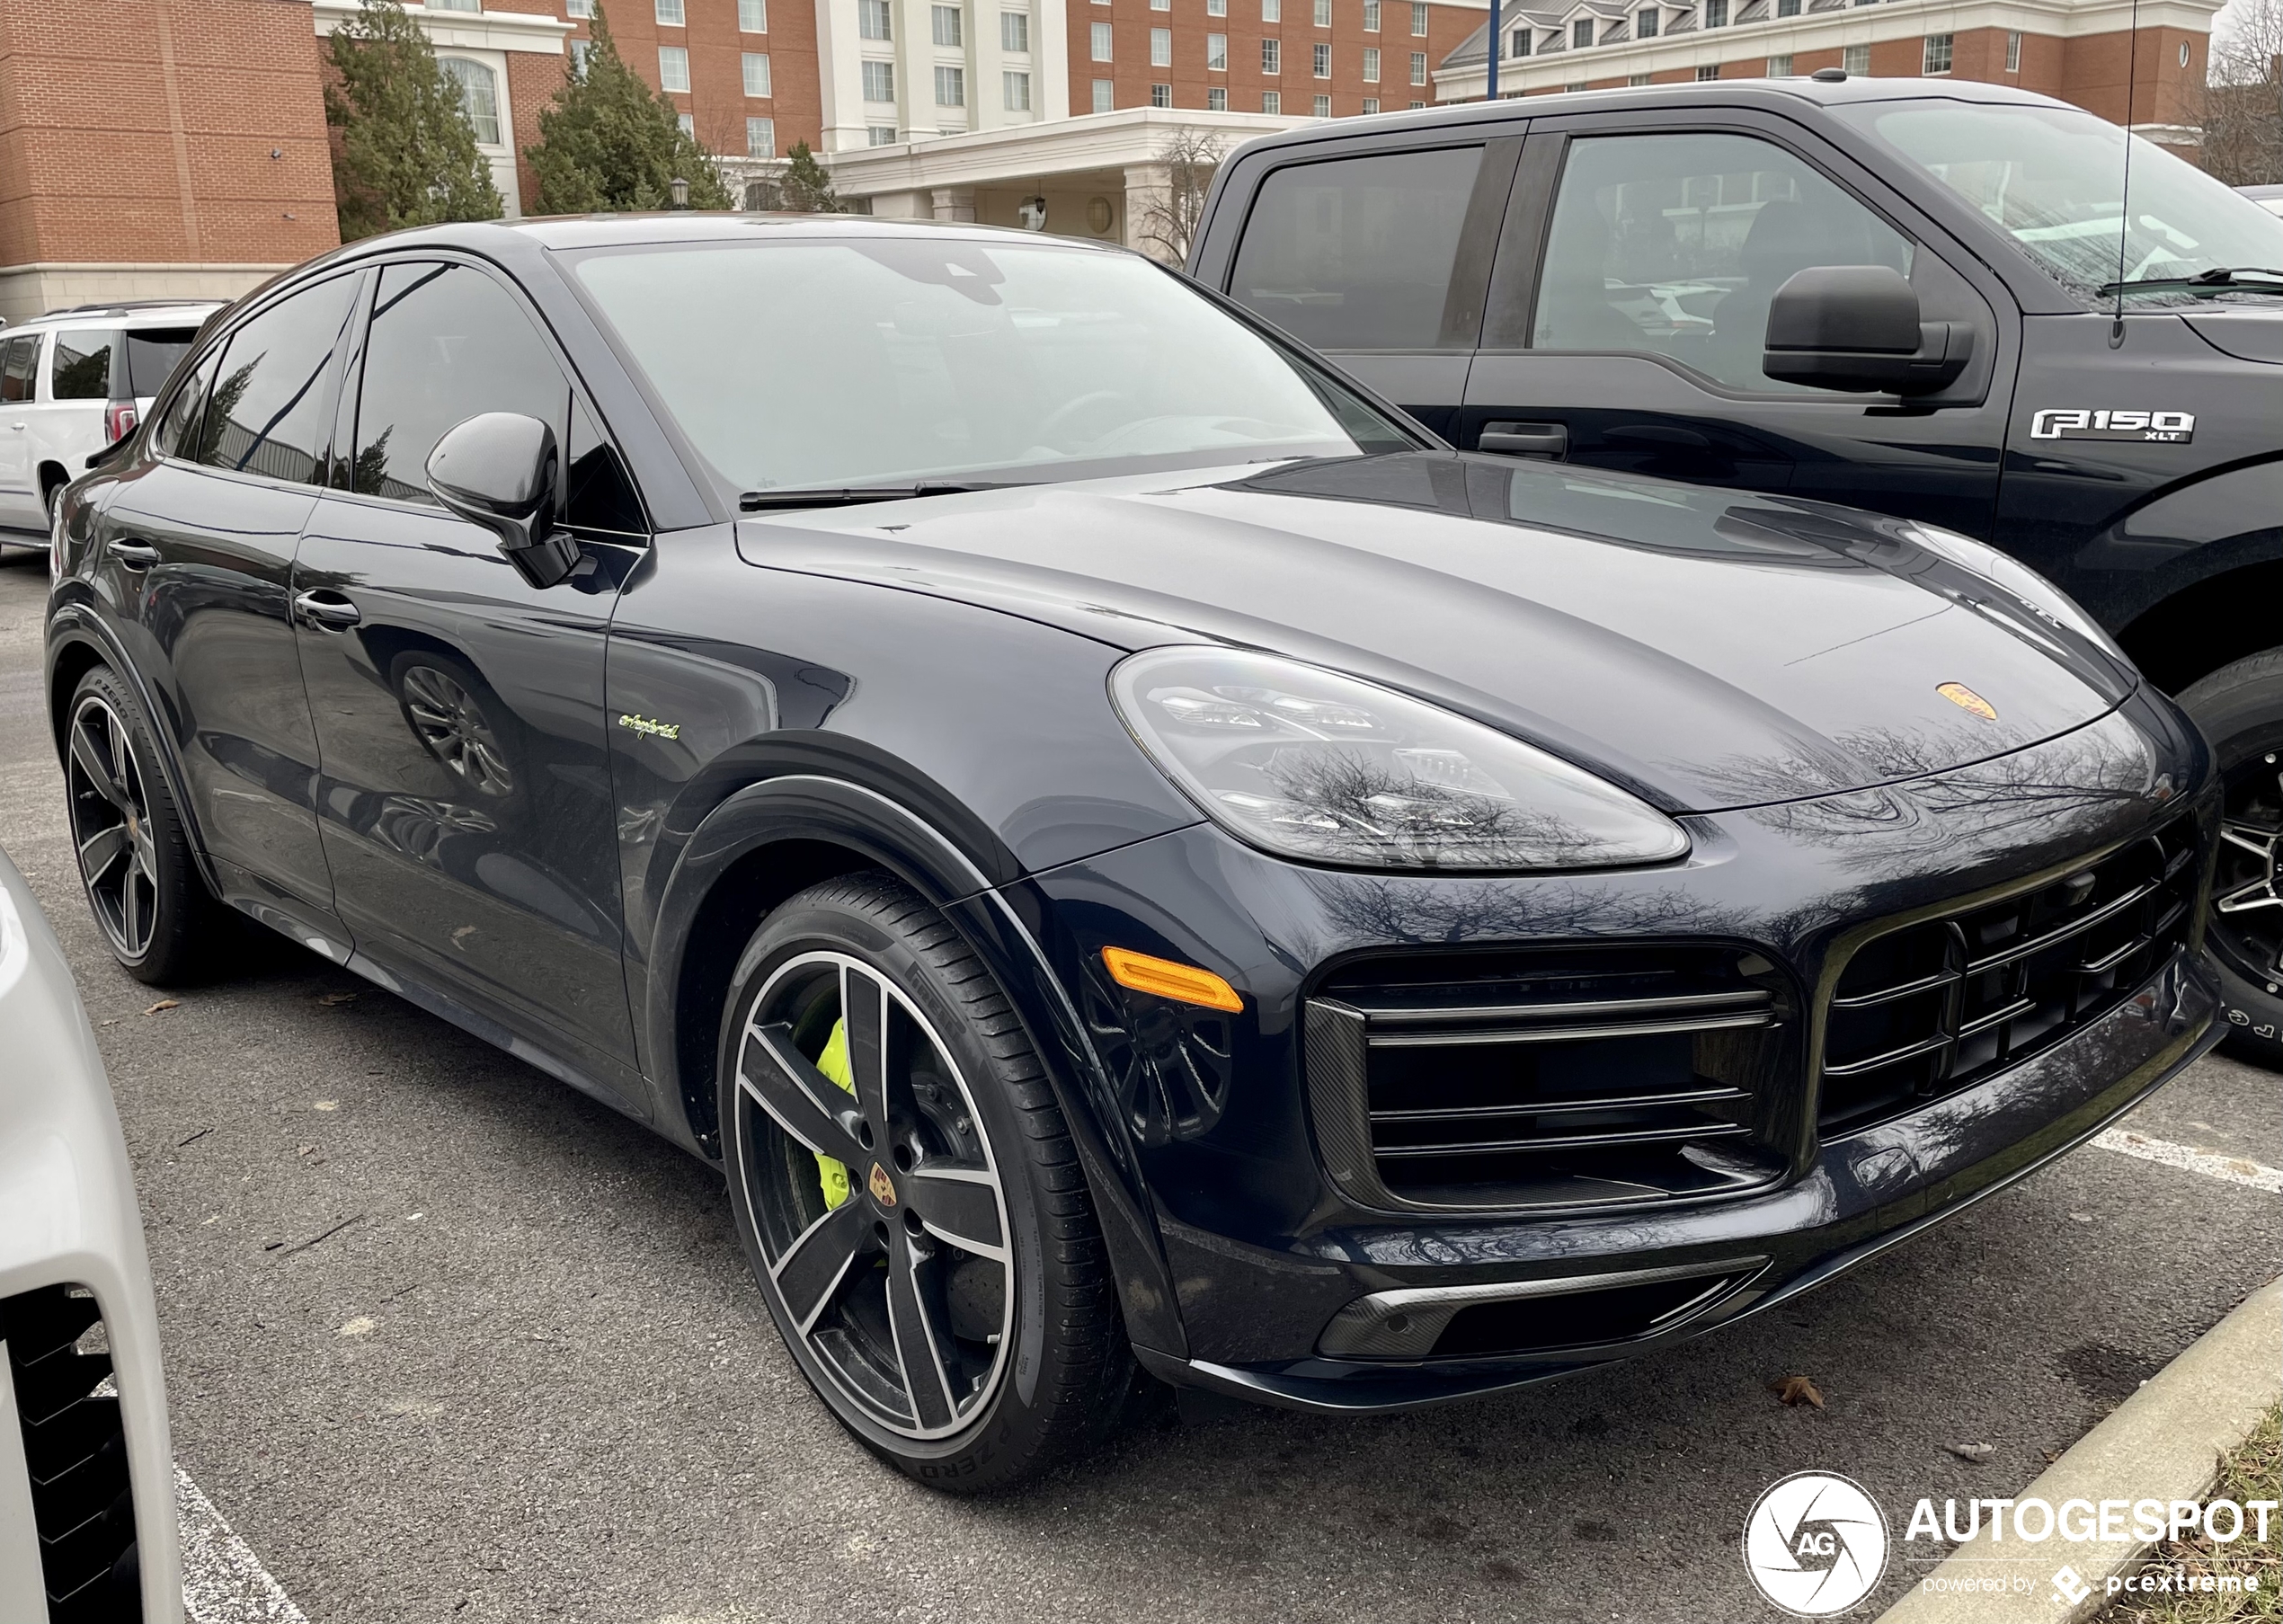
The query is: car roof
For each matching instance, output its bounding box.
[1213,75,2077,158]
[16,300,224,329]
[312,211,1142,258]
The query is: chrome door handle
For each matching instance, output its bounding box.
[293,590,361,629]
[108,539,161,570]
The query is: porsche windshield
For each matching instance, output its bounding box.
[567,234,1416,496]
[1832,99,2283,302]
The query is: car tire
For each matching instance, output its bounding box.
[2176,650,2283,1067]
[63,664,238,985]
[718,871,1133,1491]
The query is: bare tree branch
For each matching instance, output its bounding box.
[1139,129,1228,263]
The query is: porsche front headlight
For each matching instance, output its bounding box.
[1110,647,1689,871]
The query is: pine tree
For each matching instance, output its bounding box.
[774,142,845,213]
[526,4,735,213]
[324,0,503,242]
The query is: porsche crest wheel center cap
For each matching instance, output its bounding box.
[866,1162,898,1208]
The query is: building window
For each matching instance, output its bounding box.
[1703,0,1726,25]
[566,0,593,16]
[933,5,963,45]
[1313,40,1329,75]
[862,58,895,99]
[859,0,891,37]
[745,115,775,155]
[678,111,694,135]
[739,0,766,27]
[2005,30,2021,71]
[1571,18,1593,47]
[2179,39,2191,67]
[1776,0,1798,13]
[1636,6,1657,36]
[868,124,899,144]
[1409,98,1424,107]
[1262,89,1280,111]
[430,0,479,10]
[1002,9,1028,49]
[935,64,965,104]
[1766,52,1791,74]
[1152,82,1173,104]
[1208,85,1228,107]
[1207,32,1228,67]
[1922,31,1950,72]
[1508,27,1528,55]
[1001,68,1031,107]
[654,0,682,22]
[1151,26,1171,63]
[1364,0,1380,26]
[1363,44,1380,77]
[1093,77,1115,110]
[1363,94,1379,110]
[1409,49,1426,83]
[1263,0,1279,21]
[1695,63,1718,78]
[1092,21,1113,58]
[438,58,501,144]
[1312,93,1330,114]
[1565,79,1586,90]
[1263,37,1280,71]
[1842,42,1869,74]
[742,51,771,95]
[1313,0,1331,25]
[1208,0,1226,13]
[569,38,591,71]
[1410,1,1426,33]
[1628,70,1650,84]
[658,45,690,91]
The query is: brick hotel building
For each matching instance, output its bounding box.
[0,0,2223,316]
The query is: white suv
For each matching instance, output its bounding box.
[0,301,219,540]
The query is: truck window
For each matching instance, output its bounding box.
[1228,146,1484,350]
[1532,133,1912,392]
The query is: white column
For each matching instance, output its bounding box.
[814,0,870,150]
[932,184,978,220]
[1036,0,1070,119]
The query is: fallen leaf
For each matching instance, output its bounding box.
[1944,1442,1996,1462]
[312,1100,339,1112]
[315,991,358,1007]
[1769,1375,1825,1409]
[143,998,179,1016]
[337,1317,376,1337]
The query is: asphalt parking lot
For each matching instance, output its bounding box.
[1,546,2276,1624]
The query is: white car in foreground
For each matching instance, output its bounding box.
[0,847,180,1621]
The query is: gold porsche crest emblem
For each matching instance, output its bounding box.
[1937,682,1999,722]
[866,1162,898,1207]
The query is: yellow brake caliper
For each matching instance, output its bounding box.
[813,1016,856,1209]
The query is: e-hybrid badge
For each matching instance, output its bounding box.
[2030,408,2196,443]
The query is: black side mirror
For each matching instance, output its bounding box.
[426,413,581,589]
[1761,266,1973,396]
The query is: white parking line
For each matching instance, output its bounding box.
[2092,1128,2283,1193]
[178,1466,308,1624]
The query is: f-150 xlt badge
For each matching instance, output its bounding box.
[2030,408,2195,443]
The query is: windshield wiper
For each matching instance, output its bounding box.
[738,480,1014,511]
[2096,266,2283,297]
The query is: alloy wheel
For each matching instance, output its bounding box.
[401,663,514,796]
[2212,748,2283,993]
[66,694,159,961]
[732,951,1015,1441]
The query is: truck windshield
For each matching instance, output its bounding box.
[1831,99,2283,303]
[566,235,1418,499]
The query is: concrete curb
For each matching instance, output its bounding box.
[1873,1276,2282,1624]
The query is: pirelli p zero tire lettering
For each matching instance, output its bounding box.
[717,870,1133,1491]
[2178,650,2283,1067]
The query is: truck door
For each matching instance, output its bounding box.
[1462,113,2015,540]
[1217,132,1522,442]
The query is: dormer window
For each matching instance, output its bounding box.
[1572,16,1593,47]
[1510,25,1532,54]
[1636,6,1657,34]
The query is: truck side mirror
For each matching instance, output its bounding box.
[426,413,581,589]
[1762,266,1973,397]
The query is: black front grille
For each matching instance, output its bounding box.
[1819,815,2201,1133]
[1306,945,1796,1210]
[3,1283,143,1623]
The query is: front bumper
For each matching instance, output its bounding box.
[1004,688,2220,1410]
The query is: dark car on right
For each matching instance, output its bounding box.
[1189,75,2283,1057]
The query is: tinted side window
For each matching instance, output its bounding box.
[353,262,567,506]
[155,351,218,459]
[1532,133,1913,392]
[126,328,201,397]
[53,331,118,400]
[1228,146,1484,350]
[1,337,39,404]
[198,276,360,483]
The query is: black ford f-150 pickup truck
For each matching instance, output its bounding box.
[1189,74,2283,1057]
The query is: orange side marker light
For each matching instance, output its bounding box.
[1101,946,1244,1013]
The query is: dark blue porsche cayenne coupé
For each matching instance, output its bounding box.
[46,215,2220,1488]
